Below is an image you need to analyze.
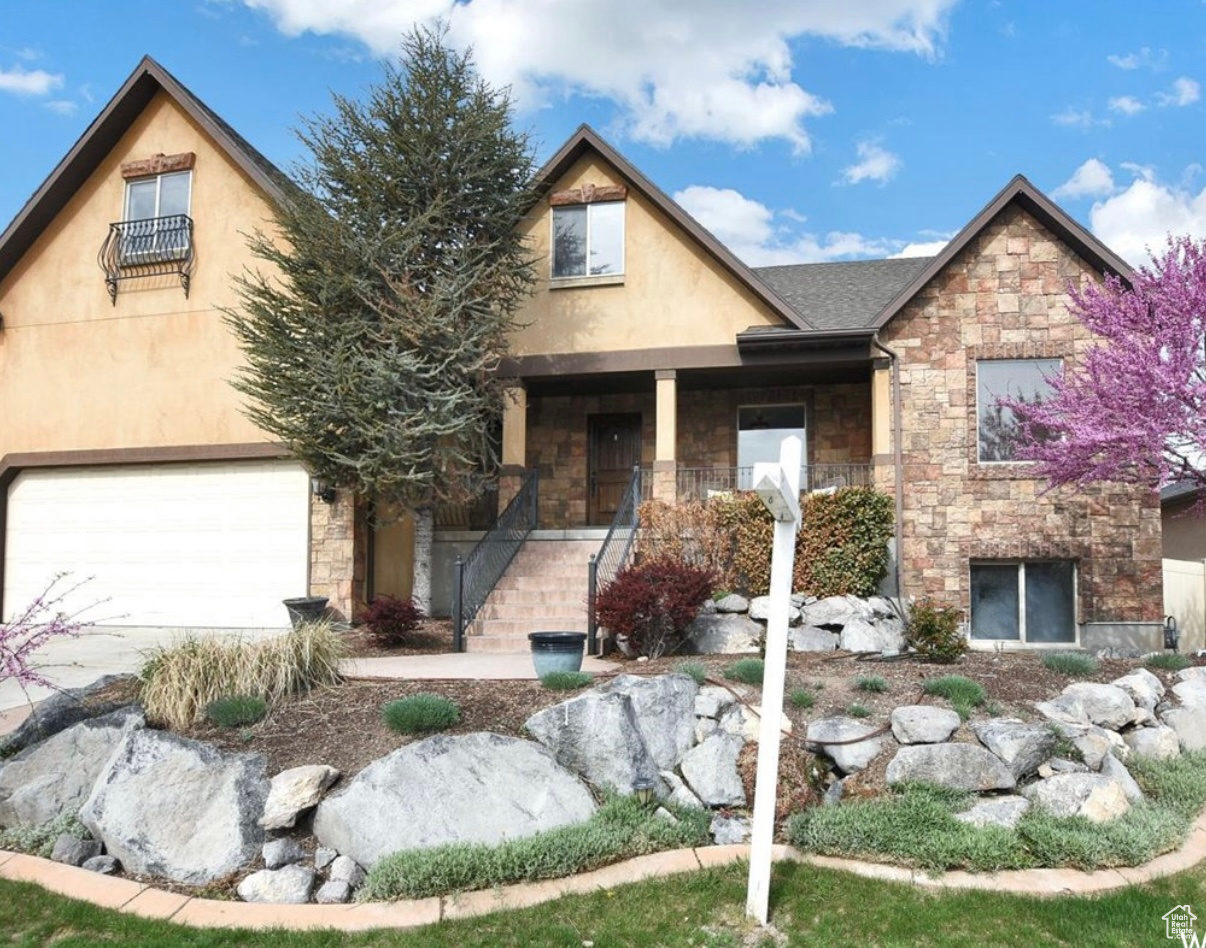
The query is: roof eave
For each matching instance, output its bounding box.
[736,326,875,353]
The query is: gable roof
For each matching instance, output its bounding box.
[0,55,292,285]
[536,125,815,332]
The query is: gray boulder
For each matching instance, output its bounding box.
[260,764,341,830]
[263,837,306,869]
[313,733,595,869]
[79,728,268,884]
[890,706,961,745]
[710,814,750,845]
[805,717,886,774]
[602,675,698,771]
[714,594,750,614]
[1045,722,1121,770]
[1035,694,1089,726]
[801,596,858,627]
[748,596,801,624]
[1100,754,1144,803]
[972,719,1057,779]
[1111,669,1164,711]
[886,744,1016,792]
[1038,758,1091,777]
[789,627,839,652]
[315,880,353,904]
[51,835,102,867]
[237,865,315,904]
[314,847,338,871]
[1061,684,1136,730]
[1122,725,1181,761]
[659,771,704,810]
[953,796,1030,830]
[684,614,762,654]
[329,854,366,888]
[1024,773,1131,823]
[1161,707,1206,752]
[840,617,903,654]
[0,706,144,828]
[0,674,138,756]
[679,734,746,807]
[1172,679,1206,709]
[1177,667,1206,683]
[82,855,120,874]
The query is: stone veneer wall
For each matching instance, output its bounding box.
[879,203,1161,624]
[308,492,368,622]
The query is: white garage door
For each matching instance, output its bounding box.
[4,460,310,628]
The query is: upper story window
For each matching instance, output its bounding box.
[737,404,806,489]
[549,182,628,283]
[976,358,1061,462]
[122,170,192,262]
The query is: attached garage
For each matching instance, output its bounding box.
[3,460,310,628]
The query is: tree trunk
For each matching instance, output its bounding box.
[412,506,434,614]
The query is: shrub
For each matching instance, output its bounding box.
[725,658,765,685]
[904,599,966,663]
[637,499,737,589]
[674,660,708,685]
[789,688,815,709]
[1145,653,1191,672]
[1,573,101,691]
[382,693,460,734]
[847,703,871,718]
[361,595,424,647]
[854,675,888,693]
[922,675,987,721]
[0,814,91,859]
[203,694,267,728]
[539,671,594,691]
[140,621,344,730]
[594,558,717,659]
[1041,651,1098,677]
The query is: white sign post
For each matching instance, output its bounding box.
[745,435,802,926]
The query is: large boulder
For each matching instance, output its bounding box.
[1035,694,1090,727]
[602,675,698,771]
[713,594,750,614]
[1045,722,1125,771]
[679,734,745,807]
[840,617,904,654]
[972,719,1057,779]
[0,675,139,756]
[1122,725,1181,761]
[953,795,1030,830]
[1111,669,1164,711]
[1060,684,1136,730]
[890,706,961,745]
[684,615,762,654]
[1172,679,1206,709]
[1024,773,1131,823]
[886,744,1016,792]
[79,729,268,884]
[260,764,341,830]
[1161,707,1206,752]
[800,596,857,627]
[805,717,886,774]
[748,596,801,624]
[789,627,839,652]
[313,733,595,869]
[1100,754,1144,803]
[0,706,144,828]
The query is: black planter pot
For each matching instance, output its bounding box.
[283,596,329,629]
[529,632,587,677]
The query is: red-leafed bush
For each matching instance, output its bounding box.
[362,595,424,647]
[595,559,717,659]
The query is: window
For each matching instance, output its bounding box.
[552,202,624,278]
[970,561,1076,644]
[121,171,192,262]
[737,404,806,489]
[976,358,1060,462]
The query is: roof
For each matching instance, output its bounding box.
[1161,481,1202,505]
[0,56,293,285]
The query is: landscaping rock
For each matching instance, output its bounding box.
[79,728,268,885]
[788,627,839,652]
[0,674,138,757]
[953,795,1030,830]
[800,596,858,627]
[695,693,724,719]
[679,734,746,807]
[313,847,338,871]
[972,718,1057,779]
[886,744,1016,792]
[315,880,353,904]
[603,675,698,771]
[1177,667,1206,683]
[263,837,306,869]
[698,685,737,716]
[1060,684,1136,730]
[714,594,750,613]
[695,719,719,743]
[237,865,315,904]
[0,706,144,828]
[1161,707,1206,752]
[725,704,792,743]
[710,814,750,845]
[890,706,961,745]
[1100,754,1144,803]
[684,614,762,655]
[525,690,658,794]
[840,617,903,654]
[329,855,366,888]
[805,717,885,775]
[1035,694,1089,726]
[260,764,341,830]
[748,596,800,624]
[1172,679,1206,709]
[823,779,844,807]
[82,855,120,875]
[1024,773,1131,823]
[313,733,595,869]
[1111,669,1164,710]
[1037,758,1090,777]
[655,807,678,825]
[659,771,704,810]
[1122,725,1181,761]
[51,835,102,867]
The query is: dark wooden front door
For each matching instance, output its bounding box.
[588,413,641,525]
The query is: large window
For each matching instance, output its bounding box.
[976,359,1061,462]
[122,170,192,261]
[737,404,806,488]
[970,561,1076,644]
[552,202,624,278]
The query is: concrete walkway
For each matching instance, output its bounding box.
[341,652,619,680]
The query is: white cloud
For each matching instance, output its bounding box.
[890,238,949,257]
[1087,167,1206,266]
[1107,47,1167,70]
[1156,76,1200,107]
[1052,158,1115,200]
[1107,95,1145,116]
[840,141,902,185]
[238,0,958,149]
[1050,107,1107,129]
[0,65,63,96]
[43,99,77,116]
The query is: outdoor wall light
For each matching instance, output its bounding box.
[1164,615,1180,652]
[310,476,336,504]
[633,777,656,807]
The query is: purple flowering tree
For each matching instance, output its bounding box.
[0,574,97,691]
[1011,235,1206,492]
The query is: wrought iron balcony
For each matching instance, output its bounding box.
[97,214,195,304]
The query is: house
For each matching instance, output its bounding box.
[0,58,1164,654]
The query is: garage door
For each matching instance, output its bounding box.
[4,460,310,628]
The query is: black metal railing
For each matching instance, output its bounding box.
[97,214,195,304]
[451,468,538,651]
[587,465,643,654]
[674,463,873,501]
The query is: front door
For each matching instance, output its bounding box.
[588,413,641,526]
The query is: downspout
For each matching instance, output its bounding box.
[872,334,906,603]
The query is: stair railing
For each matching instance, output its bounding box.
[451,468,539,652]
[587,465,643,655]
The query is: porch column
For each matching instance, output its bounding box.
[499,381,527,510]
[871,359,893,492]
[653,369,677,504]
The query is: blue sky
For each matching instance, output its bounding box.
[1,1,1204,267]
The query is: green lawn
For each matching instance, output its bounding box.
[2,860,1203,947]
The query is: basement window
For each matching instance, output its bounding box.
[970,560,1077,644]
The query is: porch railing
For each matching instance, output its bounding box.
[674,463,873,501]
[587,465,643,655]
[451,468,538,651]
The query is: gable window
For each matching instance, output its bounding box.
[737,404,806,489]
[122,170,192,262]
[552,201,624,279]
[970,560,1076,644]
[976,359,1061,462]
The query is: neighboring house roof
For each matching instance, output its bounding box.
[1161,481,1202,505]
[754,258,934,332]
[0,55,292,286]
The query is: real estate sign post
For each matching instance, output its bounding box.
[745,435,802,925]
